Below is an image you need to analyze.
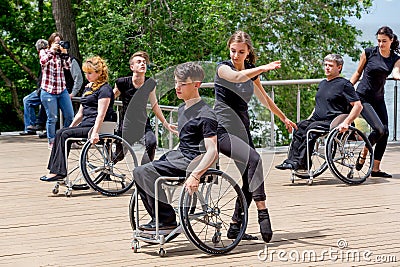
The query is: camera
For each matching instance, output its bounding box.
[59,41,70,49]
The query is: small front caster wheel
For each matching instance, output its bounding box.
[158,248,166,257]
[132,240,139,253]
[307,179,313,186]
[65,189,72,197]
[52,185,59,195]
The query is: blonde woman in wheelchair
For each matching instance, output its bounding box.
[40,56,116,182]
[275,54,363,172]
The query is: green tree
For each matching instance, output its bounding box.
[0,0,373,142]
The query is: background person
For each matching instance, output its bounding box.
[114,51,177,164]
[214,30,296,243]
[350,26,400,178]
[40,56,116,182]
[275,54,362,171]
[20,39,48,136]
[39,32,74,149]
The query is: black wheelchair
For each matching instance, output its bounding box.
[290,115,374,185]
[129,166,248,256]
[51,122,138,197]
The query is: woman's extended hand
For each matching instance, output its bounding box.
[283,117,297,133]
[260,60,281,72]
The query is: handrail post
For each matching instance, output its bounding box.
[169,111,173,149]
[297,85,301,122]
[155,116,159,147]
[393,80,398,141]
[270,87,275,148]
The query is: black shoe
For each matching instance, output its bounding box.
[258,208,273,243]
[138,220,177,231]
[227,223,258,240]
[371,171,392,178]
[40,174,65,182]
[20,130,36,136]
[355,152,366,171]
[275,162,293,170]
[27,125,44,131]
[38,132,47,139]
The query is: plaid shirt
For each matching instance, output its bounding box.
[40,49,71,94]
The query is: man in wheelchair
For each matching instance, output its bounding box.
[133,62,218,230]
[275,54,363,171]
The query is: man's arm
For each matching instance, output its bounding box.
[337,101,363,133]
[149,90,178,135]
[184,136,218,195]
[69,59,83,97]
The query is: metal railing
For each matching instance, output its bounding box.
[71,78,399,148]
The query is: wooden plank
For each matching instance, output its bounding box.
[0,135,399,266]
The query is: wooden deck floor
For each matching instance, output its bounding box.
[0,134,399,266]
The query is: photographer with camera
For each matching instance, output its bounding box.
[39,32,75,149]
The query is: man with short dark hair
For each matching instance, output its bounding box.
[133,62,218,230]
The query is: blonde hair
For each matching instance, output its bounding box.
[82,56,109,96]
[227,31,257,65]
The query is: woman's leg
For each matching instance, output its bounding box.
[360,101,389,172]
[47,126,91,176]
[40,90,58,144]
[219,132,272,241]
[58,89,74,127]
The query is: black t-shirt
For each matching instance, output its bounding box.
[312,77,359,121]
[178,100,218,160]
[115,76,154,130]
[357,46,400,101]
[214,60,258,133]
[80,83,116,127]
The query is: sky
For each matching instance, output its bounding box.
[349,0,400,41]
[341,0,400,77]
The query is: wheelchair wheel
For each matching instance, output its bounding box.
[293,137,329,179]
[179,169,248,255]
[326,126,373,184]
[81,134,138,196]
[129,188,180,243]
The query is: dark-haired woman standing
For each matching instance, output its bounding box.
[351,26,400,178]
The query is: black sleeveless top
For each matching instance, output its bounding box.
[357,46,400,101]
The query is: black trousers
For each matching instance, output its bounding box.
[285,119,331,170]
[47,126,92,176]
[360,100,389,161]
[218,130,266,224]
[140,129,157,165]
[133,150,192,223]
[118,127,156,165]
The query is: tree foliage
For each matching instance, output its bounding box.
[1,0,373,142]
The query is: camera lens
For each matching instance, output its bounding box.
[59,41,70,49]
